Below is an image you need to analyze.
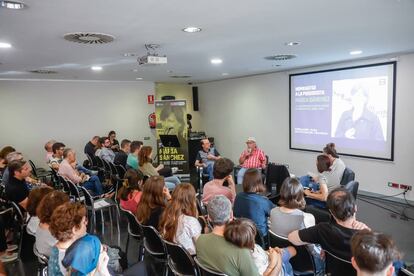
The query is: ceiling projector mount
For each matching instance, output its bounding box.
[138,44,167,65]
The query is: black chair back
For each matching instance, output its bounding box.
[121,208,142,237]
[141,224,167,257]
[28,160,38,178]
[343,181,359,200]
[66,180,83,201]
[194,257,228,276]
[101,158,111,173]
[340,167,355,186]
[265,163,290,195]
[164,240,199,276]
[108,162,118,176]
[58,175,70,194]
[115,164,126,179]
[325,250,356,276]
[268,230,316,274]
[94,156,104,169]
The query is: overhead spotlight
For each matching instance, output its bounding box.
[122,53,136,57]
[91,66,102,71]
[131,69,139,72]
[182,27,202,33]
[350,50,363,55]
[0,0,25,9]
[0,42,12,48]
[136,77,143,80]
[211,58,223,65]
[222,73,229,76]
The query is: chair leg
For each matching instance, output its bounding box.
[109,207,113,240]
[100,210,104,235]
[125,233,130,257]
[115,206,120,246]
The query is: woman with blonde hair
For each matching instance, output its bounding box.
[138,146,180,190]
[136,176,171,228]
[159,183,201,255]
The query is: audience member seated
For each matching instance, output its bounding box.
[202,158,236,205]
[58,149,104,196]
[95,137,115,163]
[118,169,144,213]
[269,177,324,274]
[159,183,202,255]
[114,139,131,168]
[108,130,120,152]
[302,155,341,208]
[351,230,400,276]
[126,140,143,170]
[237,137,266,185]
[138,146,180,190]
[49,202,88,276]
[5,159,32,210]
[195,138,221,181]
[322,143,346,185]
[48,142,65,171]
[44,140,56,163]
[62,234,111,276]
[136,176,171,228]
[84,136,99,158]
[288,188,370,264]
[0,146,16,178]
[26,186,53,234]
[35,191,70,257]
[196,195,260,275]
[224,218,296,276]
[233,168,274,242]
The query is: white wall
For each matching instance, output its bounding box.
[0,80,156,168]
[198,53,414,201]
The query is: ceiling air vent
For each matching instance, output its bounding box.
[63,32,115,44]
[264,54,297,61]
[29,69,58,74]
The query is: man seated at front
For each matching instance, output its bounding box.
[127,140,143,170]
[58,149,104,196]
[5,160,32,210]
[114,139,131,168]
[288,188,370,265]
[48,142,66,171]
[202,158,236,205]
[351,230,400,276]
[196,195,260,276]
[195,138,220,181]
[237,137,266,184]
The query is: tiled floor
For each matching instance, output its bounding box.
[5,194,414,275]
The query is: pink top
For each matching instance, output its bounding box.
[240,147,266,169]
[202,180,235,204]
[120,191,142,213]
[45,152,53,163]
[58,159,82,184]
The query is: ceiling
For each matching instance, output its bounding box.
[0,0,413,83]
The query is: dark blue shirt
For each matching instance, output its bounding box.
[233,192,275,237]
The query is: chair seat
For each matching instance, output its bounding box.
[93,198,116,209]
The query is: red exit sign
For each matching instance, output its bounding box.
[147,95,154,104]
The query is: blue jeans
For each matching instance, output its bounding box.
[237,167,247,185]
[82,175,103,195]
[205,163,214,181]
[165,175,180,190]
[76,165,92,175]
[281,248,294,276]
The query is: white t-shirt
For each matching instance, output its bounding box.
[320,158,346,190]
[175,215,202,255]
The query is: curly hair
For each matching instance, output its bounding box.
[159,183,197,242]
[26,187,53,217]
[49,202,86,242]
[37,191,70,224]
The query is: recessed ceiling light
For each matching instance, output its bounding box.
[0,0,25,9]
[211,58,223,65]
[91,66,102,71]
[0,42,12,49]
[222,73,229,76]
[122,53,136,57]
[285,42,300,46]
[350,50,363,55]
[131,69,139,72]
[264,54,297,61]
[182,27,202,33]
[136,77,143,80]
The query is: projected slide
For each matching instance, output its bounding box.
[290,62,395,160]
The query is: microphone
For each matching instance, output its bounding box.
[165,127,174,134]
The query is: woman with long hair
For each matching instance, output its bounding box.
[136,176,171,228]
[138,146,180,190]
[159,183,201,255]
[118,169,144,213]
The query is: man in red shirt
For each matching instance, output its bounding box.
[237,137,266,184]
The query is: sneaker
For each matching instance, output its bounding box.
[0,252,18,263]
[6,244,18,252]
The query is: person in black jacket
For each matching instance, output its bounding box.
[114,139,131,168]
[84,136,99,157]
